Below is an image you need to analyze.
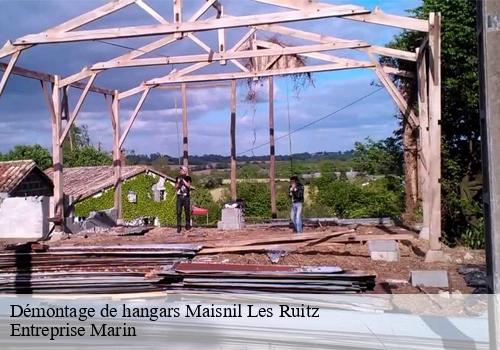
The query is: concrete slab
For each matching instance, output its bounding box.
[410,270,449,288]
[368,240,398,252]
[371,251,400,262]
[425,249,450,263]
[0,196,50,239]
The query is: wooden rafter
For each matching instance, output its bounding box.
[0,62,112,95]
[119,87,150,148]
[0,0,136,59]
[255,24,417,61]
[59,0,218,87]
[253,0,428,32]
[0,51,20,98]
[118,28,257,99]
[13,6,370,44]
[148,61,374,85]
[90,42,365,69]
[59,73,97,143]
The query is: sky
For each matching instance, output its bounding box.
[0,0,421,157]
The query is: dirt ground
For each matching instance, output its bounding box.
[43,224,486,294]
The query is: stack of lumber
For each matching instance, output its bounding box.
[198,229,415,254]
[0,243,201,293]
[159,262,376,293]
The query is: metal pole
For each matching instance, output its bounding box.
[478,1,500,349]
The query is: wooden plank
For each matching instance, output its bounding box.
[427,12,442,253]
[148,61,373,85]
[256,24,416,61]
[181,83,188,167]
[59,73,97,143]
[118,29,257,99]
[417,47,430,239]
[203,230,354,248]
[0,62,112,94]
[253,0,427,31]
[199,233,415,254]
[119,87,150,148]
[48,0,136,33]
[0,50,20,98]
[135,0,167,24]
[371,55,419,127]
[217,5,226,65]
[91,42,353,69]
[269,76,277,218]
[112,91,122,222]
[50,77,64,231]
[230,79,237,201]
[173,0,182,39]
[59,0,214,87]
[0,0,135,59]
[14,6,370,44]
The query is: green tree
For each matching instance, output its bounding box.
[352,137,403,175]
[385,0,481,246]
[2,144,52,169]
[62,124,112,167]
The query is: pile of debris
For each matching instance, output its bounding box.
[458,265,487,293]
[159,262,376,293]
[0,243,200,293]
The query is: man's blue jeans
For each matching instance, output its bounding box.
[291,202,303,233]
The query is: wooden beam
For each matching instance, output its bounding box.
[91,42,357,69]
[173,0,183,39]
[112,90,123,223]
[118,29,257,99]
[0,50,20,98]
[0,62,112,95]
[14,6,370,44]
[370,54,418,127]
[59,0,216,87]
[417,47,430,240]
[253,1,428,32]
[217,5,226,65]
[0,0,136,59]
[135,0,166,24]
[425,12,443,259]
[148,61,373,85]
[59,74,97,143]
[256,24,417,61]
[269,76,277,218]
[181,83,189,167]
[119,87,150,148]
[230,79,237,201]
[49,76,64,232]
[190,0,217,21]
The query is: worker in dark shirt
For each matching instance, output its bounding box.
[289,176,304,233]
[175,166,192,233]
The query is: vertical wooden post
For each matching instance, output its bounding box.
[181,82,189,167]
[230,79,237,201]
[112,90,123,223]
[173,0,182,39]
[269,76,277,218]
[51,75,64,232]
[417,47,430,240]
[425,12,444,261]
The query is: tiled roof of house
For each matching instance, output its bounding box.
[0,160,39,193]
[44,165,174,201]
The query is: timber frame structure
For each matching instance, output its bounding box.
[0,0,444,261]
